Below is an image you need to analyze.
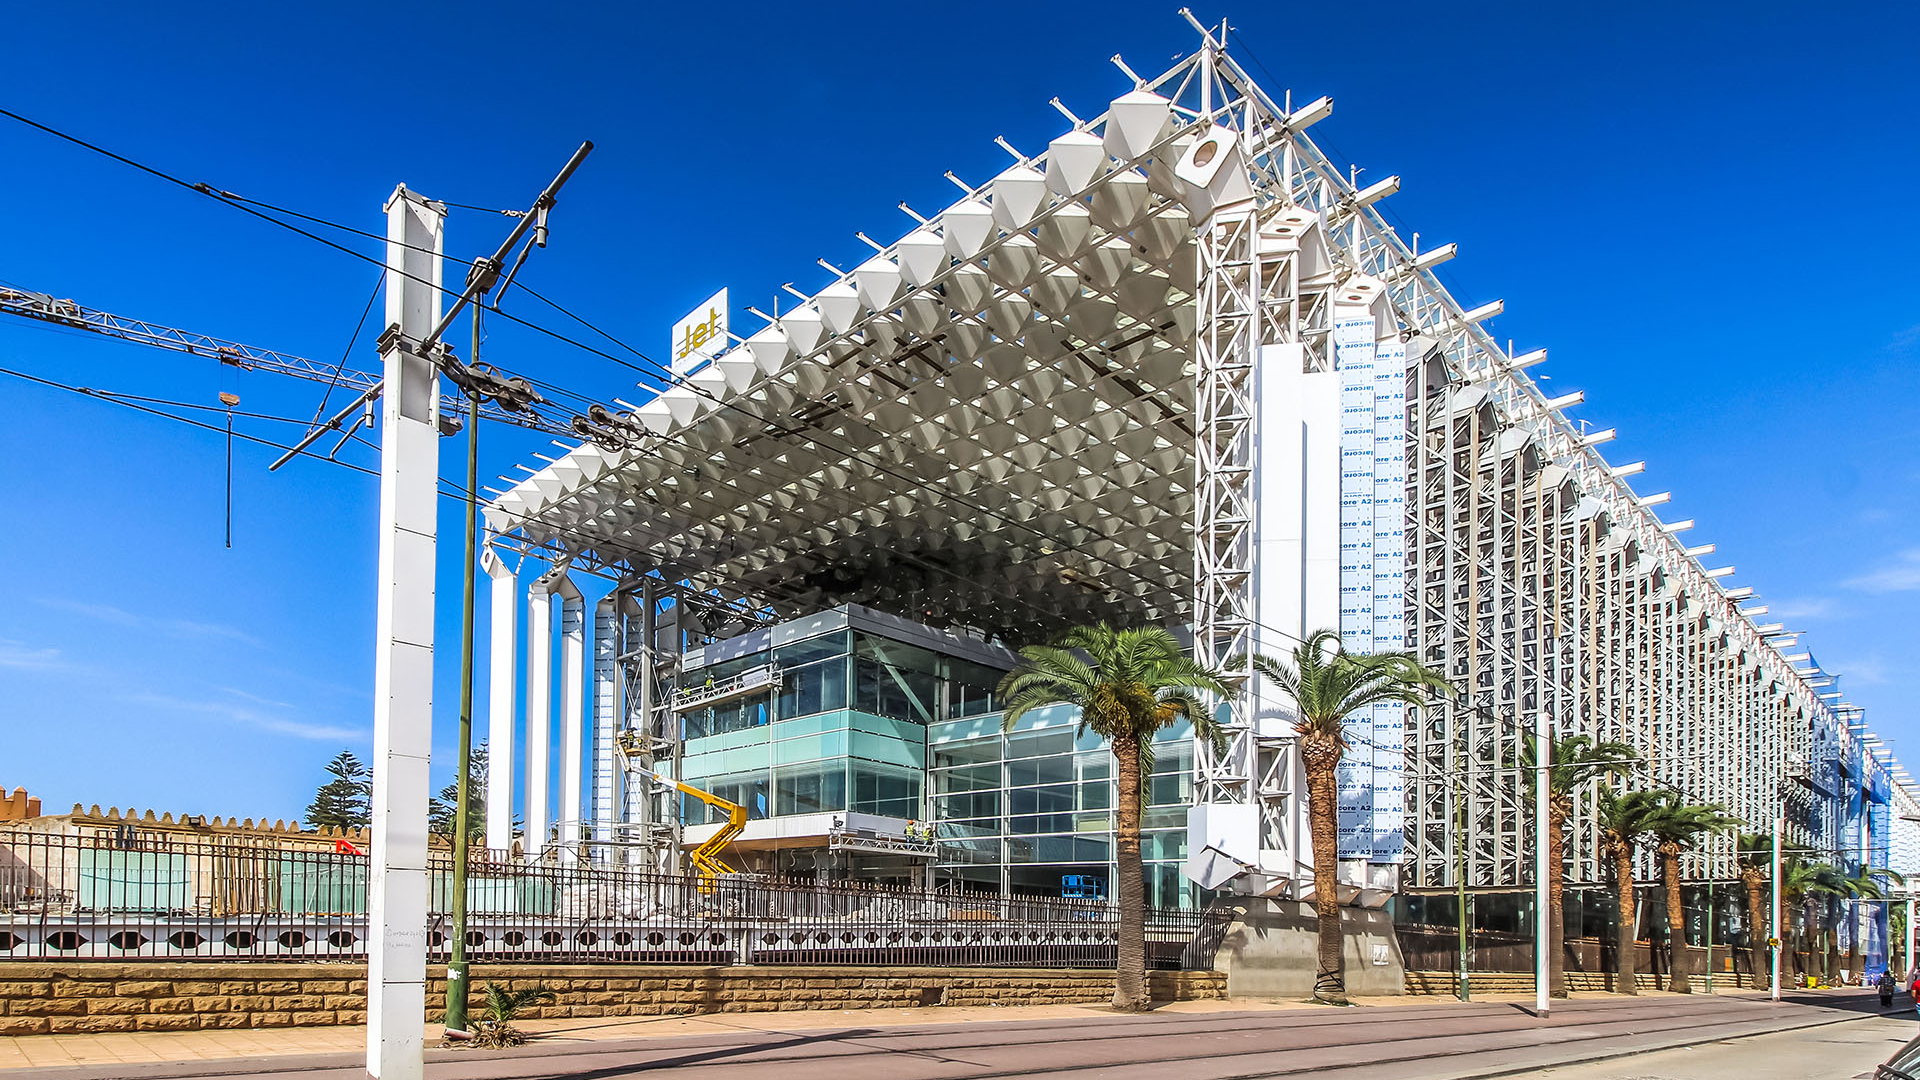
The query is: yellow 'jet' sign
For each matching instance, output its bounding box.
[671,288,729,374]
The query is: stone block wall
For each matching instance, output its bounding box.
[1404,969,1769,995]
[0,963,1226,1034]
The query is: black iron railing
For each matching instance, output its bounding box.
[0,830,1224,968]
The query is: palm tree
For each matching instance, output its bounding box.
[1839,866,1905,983]
[1643,800,1738,993]
[1250,629,1451,1003]
[1807,862,1852,983]
[1515,735,1637,998]
[997,623,1231,1012]
[1735,833,1774,990]
[1597,787,1668,994]
[1778,856,1828,983]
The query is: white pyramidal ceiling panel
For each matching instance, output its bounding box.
[854,256,903,311]
[942,199,996,259]
[990,164,1049,230]
[715,349,761,391]
[745,326,792,374]
[1045,129,1108,195]
[815,281,862,335]
[896,228,948,286]
[780,305,825,353]
[1103,88,1172,162]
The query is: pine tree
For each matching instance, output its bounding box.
[306,751,372,831]
[429,743,489,842]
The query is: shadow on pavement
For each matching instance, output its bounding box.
[541,1027,883,1080]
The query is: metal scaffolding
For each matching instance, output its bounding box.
[481,24,1887,899]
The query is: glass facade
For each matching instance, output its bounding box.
[930,704,1194,909]
[674,608,1199,908]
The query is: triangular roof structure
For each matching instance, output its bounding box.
[488,58,1230,640]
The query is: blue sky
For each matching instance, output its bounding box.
[2,1,1916,821]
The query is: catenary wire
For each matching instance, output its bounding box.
[5,103,1876,843]
[308,271,384,431]
[8,356,1869,873]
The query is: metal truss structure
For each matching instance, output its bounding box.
[485,24,1896,895]
[0,284,569,436]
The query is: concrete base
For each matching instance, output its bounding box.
[1211,898,1407,998]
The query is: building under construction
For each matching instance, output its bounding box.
[475,24,1906,947]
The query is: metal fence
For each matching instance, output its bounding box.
[0,830,1225,969]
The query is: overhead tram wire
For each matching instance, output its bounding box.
[0,102,1354,649]
[8,100,1808,803]
[308,272,384,432]
[10,118,1852,853]
[2,96,1837,738]
[0,103,1229,620]
[3,374,1840,869]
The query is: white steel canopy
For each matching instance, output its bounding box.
[482,24,1897,910]
[488,61,1221,640]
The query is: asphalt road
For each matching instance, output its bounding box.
[1533,1012,1912,1079]
[11,991,1902,1080]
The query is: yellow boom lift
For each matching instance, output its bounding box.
[626,762,746,883]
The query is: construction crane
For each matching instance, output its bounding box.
[0,283,573,438]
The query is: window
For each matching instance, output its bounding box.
[933,740,1001,769]
[934,763,1000,793]
[1007,755,1073,788]
[776,762,847,816]
[774,630,849,668]
[851,764,921,819]
[682,772,768,824]
[947,658,1006,719]
[1007,729,1074,759]
[934,790,1000,822]
[775,658,847,720]
[854,635,940,724]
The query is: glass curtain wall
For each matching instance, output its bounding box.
[930,706,1194,907]
[680,628,999,827]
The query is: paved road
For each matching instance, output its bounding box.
[9,992,1900,1080]
[1534,1012,1912,1079]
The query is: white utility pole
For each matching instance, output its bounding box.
[366,185,445,1080]
[1906,892,1916,982]
[364,140,592,1080]
[1771,818,1783,1002]
[1535,722,1552,1017]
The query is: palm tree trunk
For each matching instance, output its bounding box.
[1111,734,1147,1012]
[1743,870,1769,992]
[1662,846,1689,993]
[1303,734,1346,1002]
[1613,845,1638,995]
[1825,908,1841,984]
[1548,801,1568,998]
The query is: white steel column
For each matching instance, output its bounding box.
[627,580,656,829]
[555,574,586,861]
[591,591,624,854]
[482,544,517,854]
[524,572,561,856]
[1535,721,1552,1015]
[366,185,443,1080]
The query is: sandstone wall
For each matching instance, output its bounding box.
[0,963,1225,1034]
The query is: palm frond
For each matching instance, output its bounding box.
[482,982,556,1024]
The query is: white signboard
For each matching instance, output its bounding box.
[670,288,729,374]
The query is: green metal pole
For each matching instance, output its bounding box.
[444,316,482,1035]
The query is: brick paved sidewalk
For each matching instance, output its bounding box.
[0,987,1803,1073]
